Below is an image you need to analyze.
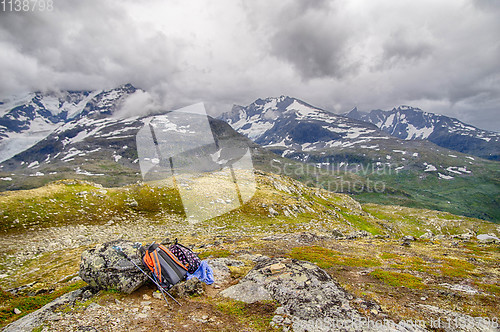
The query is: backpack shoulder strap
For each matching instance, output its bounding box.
[158,244,188,271]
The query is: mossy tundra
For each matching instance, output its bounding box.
[0,171,498,330]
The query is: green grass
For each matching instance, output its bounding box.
[475,283,500,296]
[380,252,400,260]
[214,298,277,331]
[440,257,476,278]
[339,211,383,235]
[354,168,500,223]
[370,269,426,289]
[0,281,85,328]
[289,246,381,269]
[0,180,185,233]
[198,249,232,259]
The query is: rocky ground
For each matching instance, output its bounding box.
[0,172,499,331]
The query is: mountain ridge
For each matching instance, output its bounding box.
[345,105,500,160]
[218,96,500,222]
[0,84,138,163]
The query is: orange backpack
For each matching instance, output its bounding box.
[142,242,188,289]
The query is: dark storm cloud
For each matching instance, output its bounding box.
[473,0,500,12]
[0,1,185,94]
[0,0,499,131]
[270,16,354,79]
[258,1,360,80]
[378,32,434,69]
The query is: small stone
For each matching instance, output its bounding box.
[269,263,286,275]
[170,278,205,297]
[136,313,148,319]
[86,302,102,311]
[140,301,152,306]
[272,315,284,324]
[213,284,221,289]
[370,309,379,315]
[275,306,286,315]
[13,308,21,315]
[421,297,427,301]
[142,294,151,300]
[401,239,411,247]
[82,289,93,299]
[152,291,163,299]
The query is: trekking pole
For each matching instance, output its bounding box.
[112,246,182,306]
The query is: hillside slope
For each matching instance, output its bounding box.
[0,171,498,330]
[219,97,500,222]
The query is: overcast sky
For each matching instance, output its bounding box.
[0,0,499,131]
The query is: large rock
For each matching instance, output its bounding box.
[3,288,86,332]
[170,278,205,298]
[477,234,500,243]
[221,258,427,332]
[79,240,148,293]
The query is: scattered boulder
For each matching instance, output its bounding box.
[477,234,500,244]
[456,231,475,241]
[205,257,246,286]
[268,207,279,216]
[330,229,345,239]
[170,278,205,298]
[346,230,370,239]
[3,288,87,332]
[402,235,416,242]
[262,232,328,243]
[419,231,434,240]
[238,253,269,263]
[401,240,412,247]
[79,240,148,294]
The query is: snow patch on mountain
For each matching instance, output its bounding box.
[424,163,437,172]
[0,93,36,117]
[439,173,454,180]
[220,96,390,153]
[346,105,500,160]
[0,85,138,163]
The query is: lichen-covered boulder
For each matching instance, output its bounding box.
[170,278,205,298]
[221,258,427,332]
[79,240,148,293]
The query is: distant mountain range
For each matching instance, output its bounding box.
[219,96,499,222]
[0,84,137,163]
[0,87,498,221]
[345,106,500,160]
[219,96,488,173]
[0,84,261,192]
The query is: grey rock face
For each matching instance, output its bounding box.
[79,240,148,294]
[221,258,428,332]
[477,234,500,243]
[2,288,86,332]
[170,278,205,298]
[221,258,356,330]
